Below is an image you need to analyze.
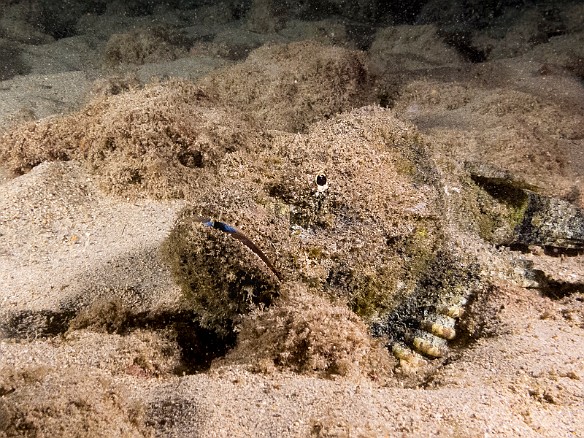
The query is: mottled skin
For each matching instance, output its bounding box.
[163,106,583,363]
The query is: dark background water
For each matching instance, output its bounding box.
[0,0,580,88]
[0,0,574,40]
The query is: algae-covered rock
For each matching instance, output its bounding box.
[0,80,263,199]
[197,41,373,132]
[369,24,465,74]
[103,26,191,67]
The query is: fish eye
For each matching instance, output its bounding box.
[315,174,328,193]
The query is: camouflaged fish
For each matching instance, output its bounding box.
[164,106,583,365]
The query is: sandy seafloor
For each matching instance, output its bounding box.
[0,0,584,437]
